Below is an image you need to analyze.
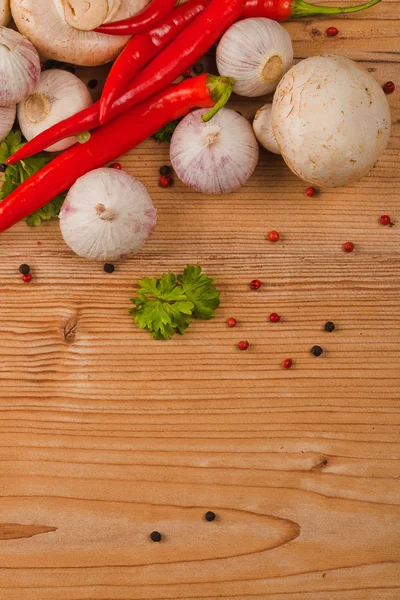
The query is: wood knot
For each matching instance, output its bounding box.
[64,317,78,343]
[312,457,329,471]
[311,28,321,37]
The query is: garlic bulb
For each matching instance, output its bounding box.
[0,27,40,107]
[59,168,157,262]
[216,19,293,98]
[0,0,11,26]
[18,70,93,153]
[253,104,281,155]
[0,104,16,142]
[11,0,149,67]
[170,108,259,195]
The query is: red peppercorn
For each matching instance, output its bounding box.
[267,231,280,243]
[282,358,293,369]
[110,162,122,170]
[22,274,32,283]
[238,341,249,351]
[306,187,316,197]
[343,241,355,253]
[37,241,42,246]
[326,26,339,37]
[250,279,262,290]
[383,81,395,95]
[227,318,237,328]
[269,313,281,323]
[160,175,173,188]
[380,215,392,226]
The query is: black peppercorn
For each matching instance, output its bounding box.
[19,264,30,275]
[193,63,204,75]
[104,263,115,274]
[159,165,171,176]
[150,531,162,542]
[311,345,324,357]
[88,79,98,89]
[205,511,216,522]
[325,321,335,333]
[0,164,6,173]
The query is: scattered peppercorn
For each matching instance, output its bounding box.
[326,26,339,37]
[269,313,281,323]
[88,79,98,89]
[37,241,42,246]
[0,164,6,173]
[104,263,115,274]
[282,358,293,369]
[150,531,162,542]
[238,340,249,351]
[311,345,324,357]
[159,175,173,188]
[205,511,216,522]
[343,241,355,253]
[380,214,392,226]
[383,81,395,94]
[110,162,122,170]
[250,279,262,290]
[159,165,171,176]
[267,230,280,243]
[22,274,32,283]
[193,63,205,75]
[227,317,237,328]
[19,264,30,275]
[324,321,335,333]
[306,187,316,197]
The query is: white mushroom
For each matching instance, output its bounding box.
[253,104,281,154]
[272,55,391,188]
[10,0,150,67]
[0,0,10,26]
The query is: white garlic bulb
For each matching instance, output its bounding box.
[253,104,281,154]
[59,169,157,262]
[0,27,41,107]
[216,19,293,98]
[170,108,259,195]
[0,104,16,142]
[18,70,93,153]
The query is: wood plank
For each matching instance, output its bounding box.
[0,2,399,599]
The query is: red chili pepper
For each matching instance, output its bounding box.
[8,0,244,164]
[240,0,381,20]
[100,0,208,125]
[96,0,178,35]
[0,75,234,232]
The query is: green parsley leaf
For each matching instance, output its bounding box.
[178,264,221,320]
[129,265,220,340]
[153,118,182,143]
[0,129,66,227]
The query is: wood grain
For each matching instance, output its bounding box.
[0,2,400,598]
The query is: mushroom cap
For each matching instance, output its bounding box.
[11,0,150,67]
[0,0,11,26]
[272,55,391,188]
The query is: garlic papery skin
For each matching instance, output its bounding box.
[0,27,40,107]
[170,108,259,195]
[216,18,293,98]
[0,103,15,142]
[253,104,281,155]
[0,0,11,26]
[59,168,157,262]
[17,70,93,152]
[11,0,149,67]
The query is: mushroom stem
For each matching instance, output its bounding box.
[62,0,109,31]
[24,92,51,124]
[96,203,116,221]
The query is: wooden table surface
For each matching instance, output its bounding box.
[1,2,399,599]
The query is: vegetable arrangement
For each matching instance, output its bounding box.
[0,0,392,339]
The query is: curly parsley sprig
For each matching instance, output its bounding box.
[129,265,220,340]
